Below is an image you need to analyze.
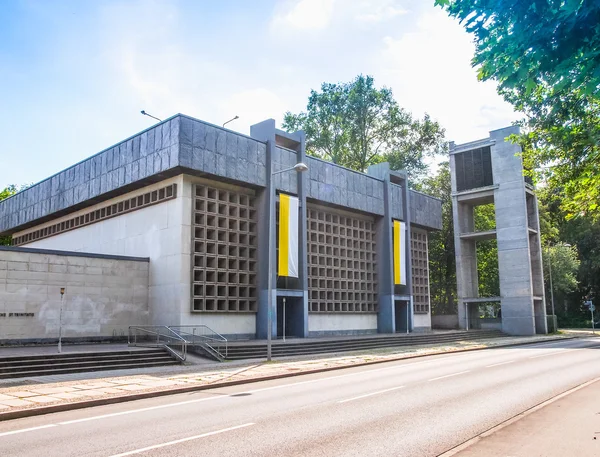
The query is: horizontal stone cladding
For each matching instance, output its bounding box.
[0,113,441,236]
[306,157,385,215]
[12,184,177,246]
[411,228,430,314]
[0,117,181,234]
[191,183,258,313]
[307,204,378,313]
[178,115,268,188]
[410,190,443,230]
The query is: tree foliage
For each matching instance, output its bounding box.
[544,243,580,297]
[418,163,456,314]
[436,0,600,219]
[283,75,446,176]
[0,185,18,246]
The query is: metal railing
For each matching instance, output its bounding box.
[128,326,188,362]
[170,325,228,361]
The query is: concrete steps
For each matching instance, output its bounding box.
[0,349,180,379]
[225,330,506,360]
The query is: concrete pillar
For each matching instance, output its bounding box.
[376,180,395,333]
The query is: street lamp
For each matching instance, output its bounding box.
[267,162,308,361]
[223,116,239,128]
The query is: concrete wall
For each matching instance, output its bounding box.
[308,314,378,336]
[0,248,149,341]
[413,313,432,330]
[431,314,459,329]
[15,177,185,327]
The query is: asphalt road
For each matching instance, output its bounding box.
[1,338,599,457]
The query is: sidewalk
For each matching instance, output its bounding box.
[0,334,573,420]
[452,377,600,456]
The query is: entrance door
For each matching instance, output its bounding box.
[395,301,409,333]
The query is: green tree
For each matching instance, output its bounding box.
[419,162,456,314]
[544,243,580,298]
[436,0,600,220]
[0,185,18,246]
[473,204,500,298]
[283,75,446,176]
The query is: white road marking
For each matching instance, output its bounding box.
[58,396,222,425]
[486,361,514,368]
[0,424,57,438]
[428,371,470,382]
[107,423,255,457]
[529,349,577,359]
[338,386,405,404]
[0,341,586,438]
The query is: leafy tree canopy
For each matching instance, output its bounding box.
[436,0,600,219]
[283,75,446,177]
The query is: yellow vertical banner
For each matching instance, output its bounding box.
[393,220,406,285]
[278,194,299,277]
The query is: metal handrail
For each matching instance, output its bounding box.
[170,325,228,360]
[128,326,188,362]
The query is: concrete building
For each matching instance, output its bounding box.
[0,114,441,342]
[449,126,547,335]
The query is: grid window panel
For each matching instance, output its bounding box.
[411,228,430,314]
[192,184,257,313]
[307,206,378,313]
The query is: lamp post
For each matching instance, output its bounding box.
[58,287,65,353]
[267,162,308,361]
[223,116,239,128]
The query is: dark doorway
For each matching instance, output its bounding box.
[395,301,409,333]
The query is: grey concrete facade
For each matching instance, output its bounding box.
[450,126,547,336]
[0,114,442,339]
[0,246,149,342]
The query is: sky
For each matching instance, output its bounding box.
[0,0,516,189]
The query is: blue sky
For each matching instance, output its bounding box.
[0,0,515,189]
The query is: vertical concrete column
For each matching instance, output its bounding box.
[529,193,548,333]
[490,126,537,335]
[376,178,395,333]
[403,173,414,332]
[294,132,309,337]
[252,122,277,340]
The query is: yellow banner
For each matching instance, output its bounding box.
[278,194,299,277]
[393,220,406,285]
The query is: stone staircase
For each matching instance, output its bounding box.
[0,348,180,379]
[225,330,506,360]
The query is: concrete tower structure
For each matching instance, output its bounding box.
[450,126,547,335]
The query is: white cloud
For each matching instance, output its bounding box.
[354,0,408,23]
[271,0,336,31]
[374,8,516,143]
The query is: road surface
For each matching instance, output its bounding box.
[1,337,599,457]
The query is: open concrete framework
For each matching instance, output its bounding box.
[450,126,547,336]
[0,114,442,341]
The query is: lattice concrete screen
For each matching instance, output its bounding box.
[192,183,257,312]
[307,206,378,313]
[411,228,430,314]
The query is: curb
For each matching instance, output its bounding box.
[0,336,574,422]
